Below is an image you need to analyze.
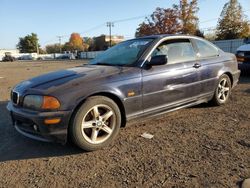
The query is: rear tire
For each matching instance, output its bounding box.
[70,96,121,151]
[210,74,232,106]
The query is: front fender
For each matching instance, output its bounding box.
[74,85,126,109]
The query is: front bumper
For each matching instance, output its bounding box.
[7,102,72,144]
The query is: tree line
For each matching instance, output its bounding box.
[17,33,94,54]
[17,0,250,54]
[136,0,250,39]
[17,33,113,54]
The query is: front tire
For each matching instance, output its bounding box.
[70,96,121,151]
[211,74,232,106]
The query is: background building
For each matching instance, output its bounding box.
[0,49,19,56]
[93,35,124,51]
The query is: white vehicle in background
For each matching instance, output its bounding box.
[236,38,250,63]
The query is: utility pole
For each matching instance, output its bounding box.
[57,36,63,53]
[106,22,114,48]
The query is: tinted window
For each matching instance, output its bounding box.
[194,39,218,58]
[151,39,196,64]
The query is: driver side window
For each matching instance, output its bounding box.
[151,39,196,64]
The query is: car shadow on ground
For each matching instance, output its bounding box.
[0,101,83,162]
[189,102,214,109]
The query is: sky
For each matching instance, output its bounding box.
[0,0,249,49]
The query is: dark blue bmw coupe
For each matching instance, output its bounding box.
[7,35,240,151]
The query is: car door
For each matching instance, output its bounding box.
[191,38,222,95]
[142,38,202,113]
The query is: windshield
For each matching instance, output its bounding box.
[89,38,153,66]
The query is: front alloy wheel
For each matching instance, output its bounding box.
[70,96,121,151]
[81,104,115,144]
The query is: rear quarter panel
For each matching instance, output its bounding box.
[198,51,238,95]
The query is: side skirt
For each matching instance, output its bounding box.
[126,94,212,122]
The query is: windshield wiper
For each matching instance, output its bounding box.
[92,62,125,67]
[93,62,113,66]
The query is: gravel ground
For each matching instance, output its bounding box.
[0,60,249,188]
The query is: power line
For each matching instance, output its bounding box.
[41,15,149,46]
[54,24,106,39]
[41,23,106,46]
[200,9,250,32]
[79,23,106,35]
[201,19,250,32]
[41,8,250,46]
[42,38,58,45]
[200,9,250,25]
[113,14,150,23]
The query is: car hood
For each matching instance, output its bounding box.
[14,65,132,93]
[237,44,250,52]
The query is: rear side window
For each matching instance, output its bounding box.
[194,39,219,58]
[151,39,196,64]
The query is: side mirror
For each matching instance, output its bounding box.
[148,55,167,66]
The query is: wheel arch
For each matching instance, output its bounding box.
[222,72,233,87]
[69,91,127,133]
[217,68,234,87]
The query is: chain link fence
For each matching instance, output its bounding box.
[212,39,245,54]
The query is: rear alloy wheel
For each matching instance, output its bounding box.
[211,74,232,106]
[70,96,121,151]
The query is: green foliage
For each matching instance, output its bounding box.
[83,37,94,51]
[39,48,46,54]
[176,0,199,35]
[45,44,62,54]
[205,32,217,41]
[216,0,250,40]
[17,33,40,53]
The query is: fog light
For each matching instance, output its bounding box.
[44,118,61,125]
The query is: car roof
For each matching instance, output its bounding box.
[136,34,202,40]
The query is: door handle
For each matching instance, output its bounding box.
[193,63,201,69]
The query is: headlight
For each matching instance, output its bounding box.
[238,52,245,57]
[23,95,43,110]
[23,95,60,110]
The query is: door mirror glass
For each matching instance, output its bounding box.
[149,55,167,66]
